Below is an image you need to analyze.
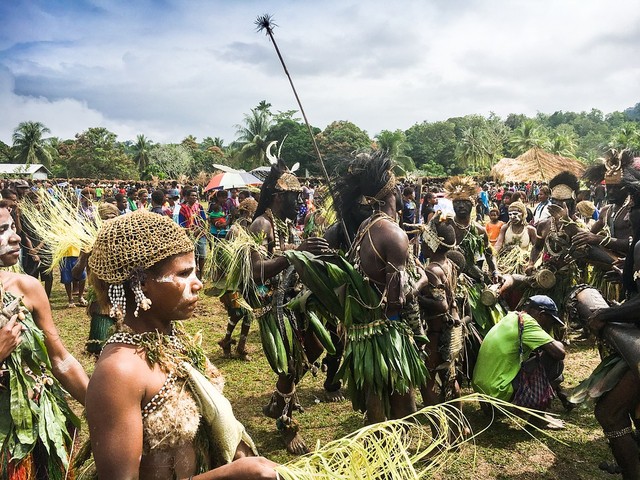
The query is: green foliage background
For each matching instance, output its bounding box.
[3,101,640,180]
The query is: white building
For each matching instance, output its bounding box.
[0,164,51,180]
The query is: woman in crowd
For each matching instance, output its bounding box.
[0,199,88,475]
[85,210,277,479]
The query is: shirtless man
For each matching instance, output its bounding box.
[346,152,425,424]
[249,156,329,455]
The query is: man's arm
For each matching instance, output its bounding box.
[527,220,548,274]
[478,225,498,280]
[381,225,410,317]
[248,217,329,283]
[539,340,566,360]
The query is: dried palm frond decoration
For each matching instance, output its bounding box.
[303,187,337,238]
[203,228,264,307]
[19,186,103,271]
[443,176,477,202]
[276,393,563,479]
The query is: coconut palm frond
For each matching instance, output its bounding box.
[203,228,264,307]
[568,354,628,404]
[276,393,562,479]
[303,189,337,238]
[497,245,531,275]
[19,187,103,271]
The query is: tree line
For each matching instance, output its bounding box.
[2,100,639,180]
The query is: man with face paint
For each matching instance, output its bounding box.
[573,150,635,302]
[576,151,633,256]
[445,176,503,337]
[494,201,537,275]
[249,151,329,455]
[525,171,582,317]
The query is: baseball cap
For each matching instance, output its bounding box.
[525,295,563,325]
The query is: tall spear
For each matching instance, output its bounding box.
[255,14,351,247]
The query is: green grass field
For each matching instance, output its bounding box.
[49,276,613,479]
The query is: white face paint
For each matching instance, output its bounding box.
[154,274,175,283]
[154,268,200,302]
[0,215,19,266]
[508,211,523,223]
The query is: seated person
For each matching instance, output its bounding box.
[472,295,565,428]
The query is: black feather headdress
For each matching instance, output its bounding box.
[549,171,579,200]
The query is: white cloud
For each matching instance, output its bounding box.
[1,0,638,147]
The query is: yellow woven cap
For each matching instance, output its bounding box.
[89,210,194,284]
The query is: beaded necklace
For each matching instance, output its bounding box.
[105,323,207,375]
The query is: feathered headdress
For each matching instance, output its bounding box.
[548,171,579,201]
[254,141,302,218]
[444,176,477,202]
[583,148,635,186]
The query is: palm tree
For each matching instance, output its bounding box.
[375,130,416,174]
[609,123,640,153]
[234,107,274,168]
[509,120,548,155]
[11,121,53,168]
[256,100,272,114]
[546,132,578,158]
[132,134,152,173]
[456,125,491,172]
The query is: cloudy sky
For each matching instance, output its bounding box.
[1,0,638,146]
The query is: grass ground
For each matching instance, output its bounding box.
[49,275,613,479]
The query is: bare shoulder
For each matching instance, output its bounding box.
[249,215,271,235]
[536,218,551,236]
[89,344,148,394]
[0,271,46,309]
[375,219,408,246]
[474,222,487,235]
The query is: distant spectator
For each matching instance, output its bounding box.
[421,192,438,224]
[150,189,169,216]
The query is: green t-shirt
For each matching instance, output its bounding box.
[472,311,553,401]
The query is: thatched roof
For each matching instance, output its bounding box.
[490,148,585,183]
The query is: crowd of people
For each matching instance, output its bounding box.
[1,147,640,478]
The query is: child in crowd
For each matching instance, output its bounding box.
[485,207,504,247]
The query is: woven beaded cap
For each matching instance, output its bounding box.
[89,210,194,284]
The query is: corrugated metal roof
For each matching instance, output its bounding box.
[0,164,51,175]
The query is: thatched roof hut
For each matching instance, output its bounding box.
[490,148,585,183]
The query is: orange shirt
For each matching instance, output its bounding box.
[485,221,504,246]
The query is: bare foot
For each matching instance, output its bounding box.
[283,429,309,455]
[235,348,252,361]
[217,338,235,358]
[323,389,345,403]
[262,393,281,419]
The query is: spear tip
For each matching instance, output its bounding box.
[255,14,277,35]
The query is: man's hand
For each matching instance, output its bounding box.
[497,274,514,296]
[572,231,601,247]
[0,316,23,362]
[604,265,623,283]
[296,237,330,255]
[588,309,608,336]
